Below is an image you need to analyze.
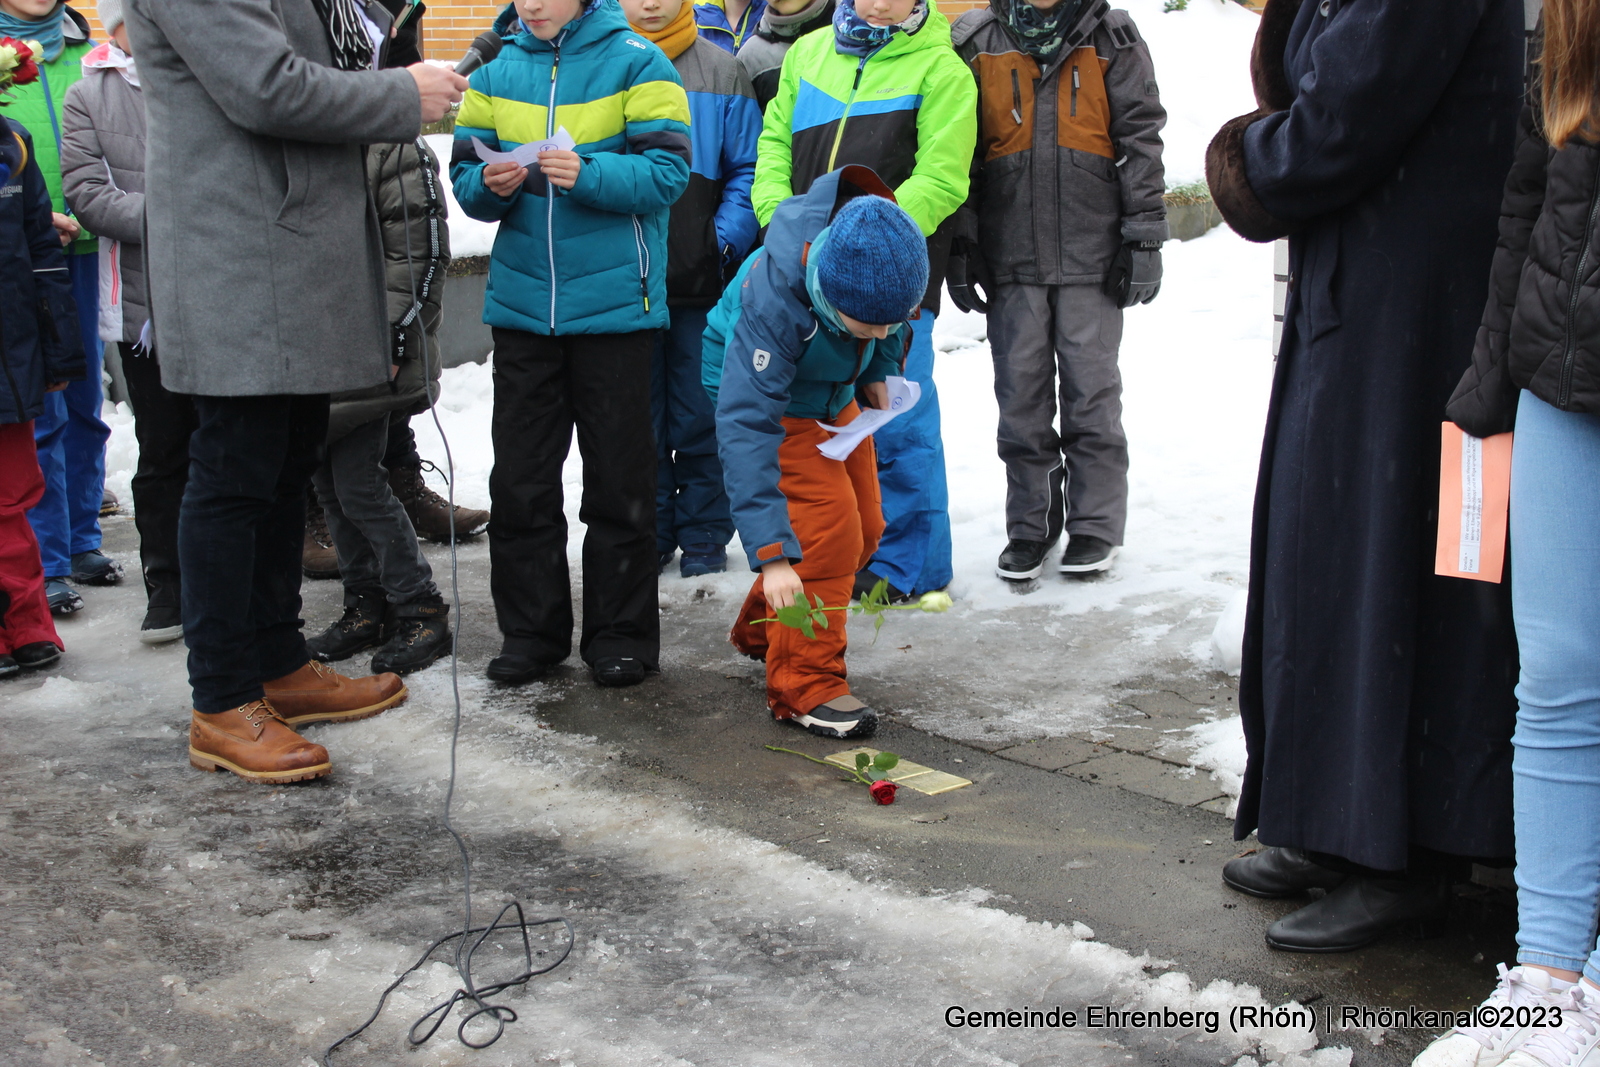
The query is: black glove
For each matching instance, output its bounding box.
[945,205,993,315]
[1104,241,1163,308]
[947,237,994,315]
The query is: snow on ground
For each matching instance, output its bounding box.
[1119,0,1261,185]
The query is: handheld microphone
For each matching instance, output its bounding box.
[454,31,503,77]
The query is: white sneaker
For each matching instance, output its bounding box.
[1505,982,1600,1067]
[1412,965,1556,1067]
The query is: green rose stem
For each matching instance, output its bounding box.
[750,581,954,641]
[765,745,900,788]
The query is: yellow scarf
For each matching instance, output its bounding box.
[633,2,697,59]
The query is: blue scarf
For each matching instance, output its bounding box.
[832,0,924,57]
[805,229,851,336]
[0,3,65,62]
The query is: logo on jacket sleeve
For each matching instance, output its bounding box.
[752,349,770,372]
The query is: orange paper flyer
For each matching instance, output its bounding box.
[1435,423,1512,583]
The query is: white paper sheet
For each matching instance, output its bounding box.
[471,128,577,168]
[816,376,921,461]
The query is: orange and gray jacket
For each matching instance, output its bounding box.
[952,3,1166,286]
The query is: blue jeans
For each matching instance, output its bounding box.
[651,306,731,553]
[868,310,951,595]
[28,251,107,576]
[1511,391,1600,981]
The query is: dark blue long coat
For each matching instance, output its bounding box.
[1206,0,1522,870]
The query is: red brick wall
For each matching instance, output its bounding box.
[420,0,990,60]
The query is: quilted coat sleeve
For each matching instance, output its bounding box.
[1447,97,1549,438]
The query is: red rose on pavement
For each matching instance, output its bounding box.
[868,780,897,805]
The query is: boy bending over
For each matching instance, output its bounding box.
[707,167,926,738]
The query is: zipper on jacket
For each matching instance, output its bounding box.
[1070,65,1079,117]
[826,56,870,173]
[1010,69,1022,125]
[1560,153,1600,409]
[0,305,22,424]
[632,214,650,311]
[545,35,563,331]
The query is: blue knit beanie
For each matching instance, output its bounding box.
[815,196,928,326]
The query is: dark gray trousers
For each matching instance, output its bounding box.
[988,283,1128,546]
[312,413,437,604]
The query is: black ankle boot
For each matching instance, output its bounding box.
[1264,873,1451,953]
[306,588,386,662]
[371,595,450,675]
[1222,847,1347,898]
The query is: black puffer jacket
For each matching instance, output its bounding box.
[1449,31,1600,436]
[325,137,451,444]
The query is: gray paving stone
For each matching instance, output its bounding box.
[1062,751,1228,808]
[993,737,1105,771]
[1073,724,1163,755]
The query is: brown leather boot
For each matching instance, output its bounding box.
[389,461,490,543]
[189,701,331,783]
[303,488,341,580]
[264,660,407,727]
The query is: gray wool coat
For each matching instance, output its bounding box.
[62,57,147,344]
[124,0,422,396]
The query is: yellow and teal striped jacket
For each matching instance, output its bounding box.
[451,1,692,335]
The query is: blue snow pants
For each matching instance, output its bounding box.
[867,310,951,596]
[651,306,732,554]
[28,251,107,577]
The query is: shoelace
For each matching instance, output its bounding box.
[1520,985,1600,1067]
[1459,964,1540,1048]
[240,700,284,729]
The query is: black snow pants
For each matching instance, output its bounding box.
[487,328,660,669]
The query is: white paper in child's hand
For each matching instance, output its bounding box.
[471,127,577,168]
[816,376,921,461]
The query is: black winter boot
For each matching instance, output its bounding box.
[371,595,451,675]
[306,587,386,662]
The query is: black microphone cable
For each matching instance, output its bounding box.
[322,134,573,1066]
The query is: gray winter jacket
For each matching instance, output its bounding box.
[326,138,451,443]
[60,46,145,344]
[952,5,1167,285]
[124,0,421,397]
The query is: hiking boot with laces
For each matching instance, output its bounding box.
[1414,964,1558,1067]
[263,660,407,727]
[306,587,386,662]
[389,461,489,543]
[189,700,331,783]
[303,488,340,580]
[1503,982,1600,1067]
[370,596,450,675]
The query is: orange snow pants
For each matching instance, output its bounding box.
[730,403,884,720]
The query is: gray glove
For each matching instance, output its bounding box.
[1104,241,1163,308]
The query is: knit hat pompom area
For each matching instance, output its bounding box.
[98,0,123,35]
[815,196,928,326]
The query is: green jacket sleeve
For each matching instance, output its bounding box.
[894,49,976,236]
[751,47,800,226]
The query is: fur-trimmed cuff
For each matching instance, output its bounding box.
[1206,112,1296,243]
[1251,0,1302,112]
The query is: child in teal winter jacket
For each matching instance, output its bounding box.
[451,0,690,689]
